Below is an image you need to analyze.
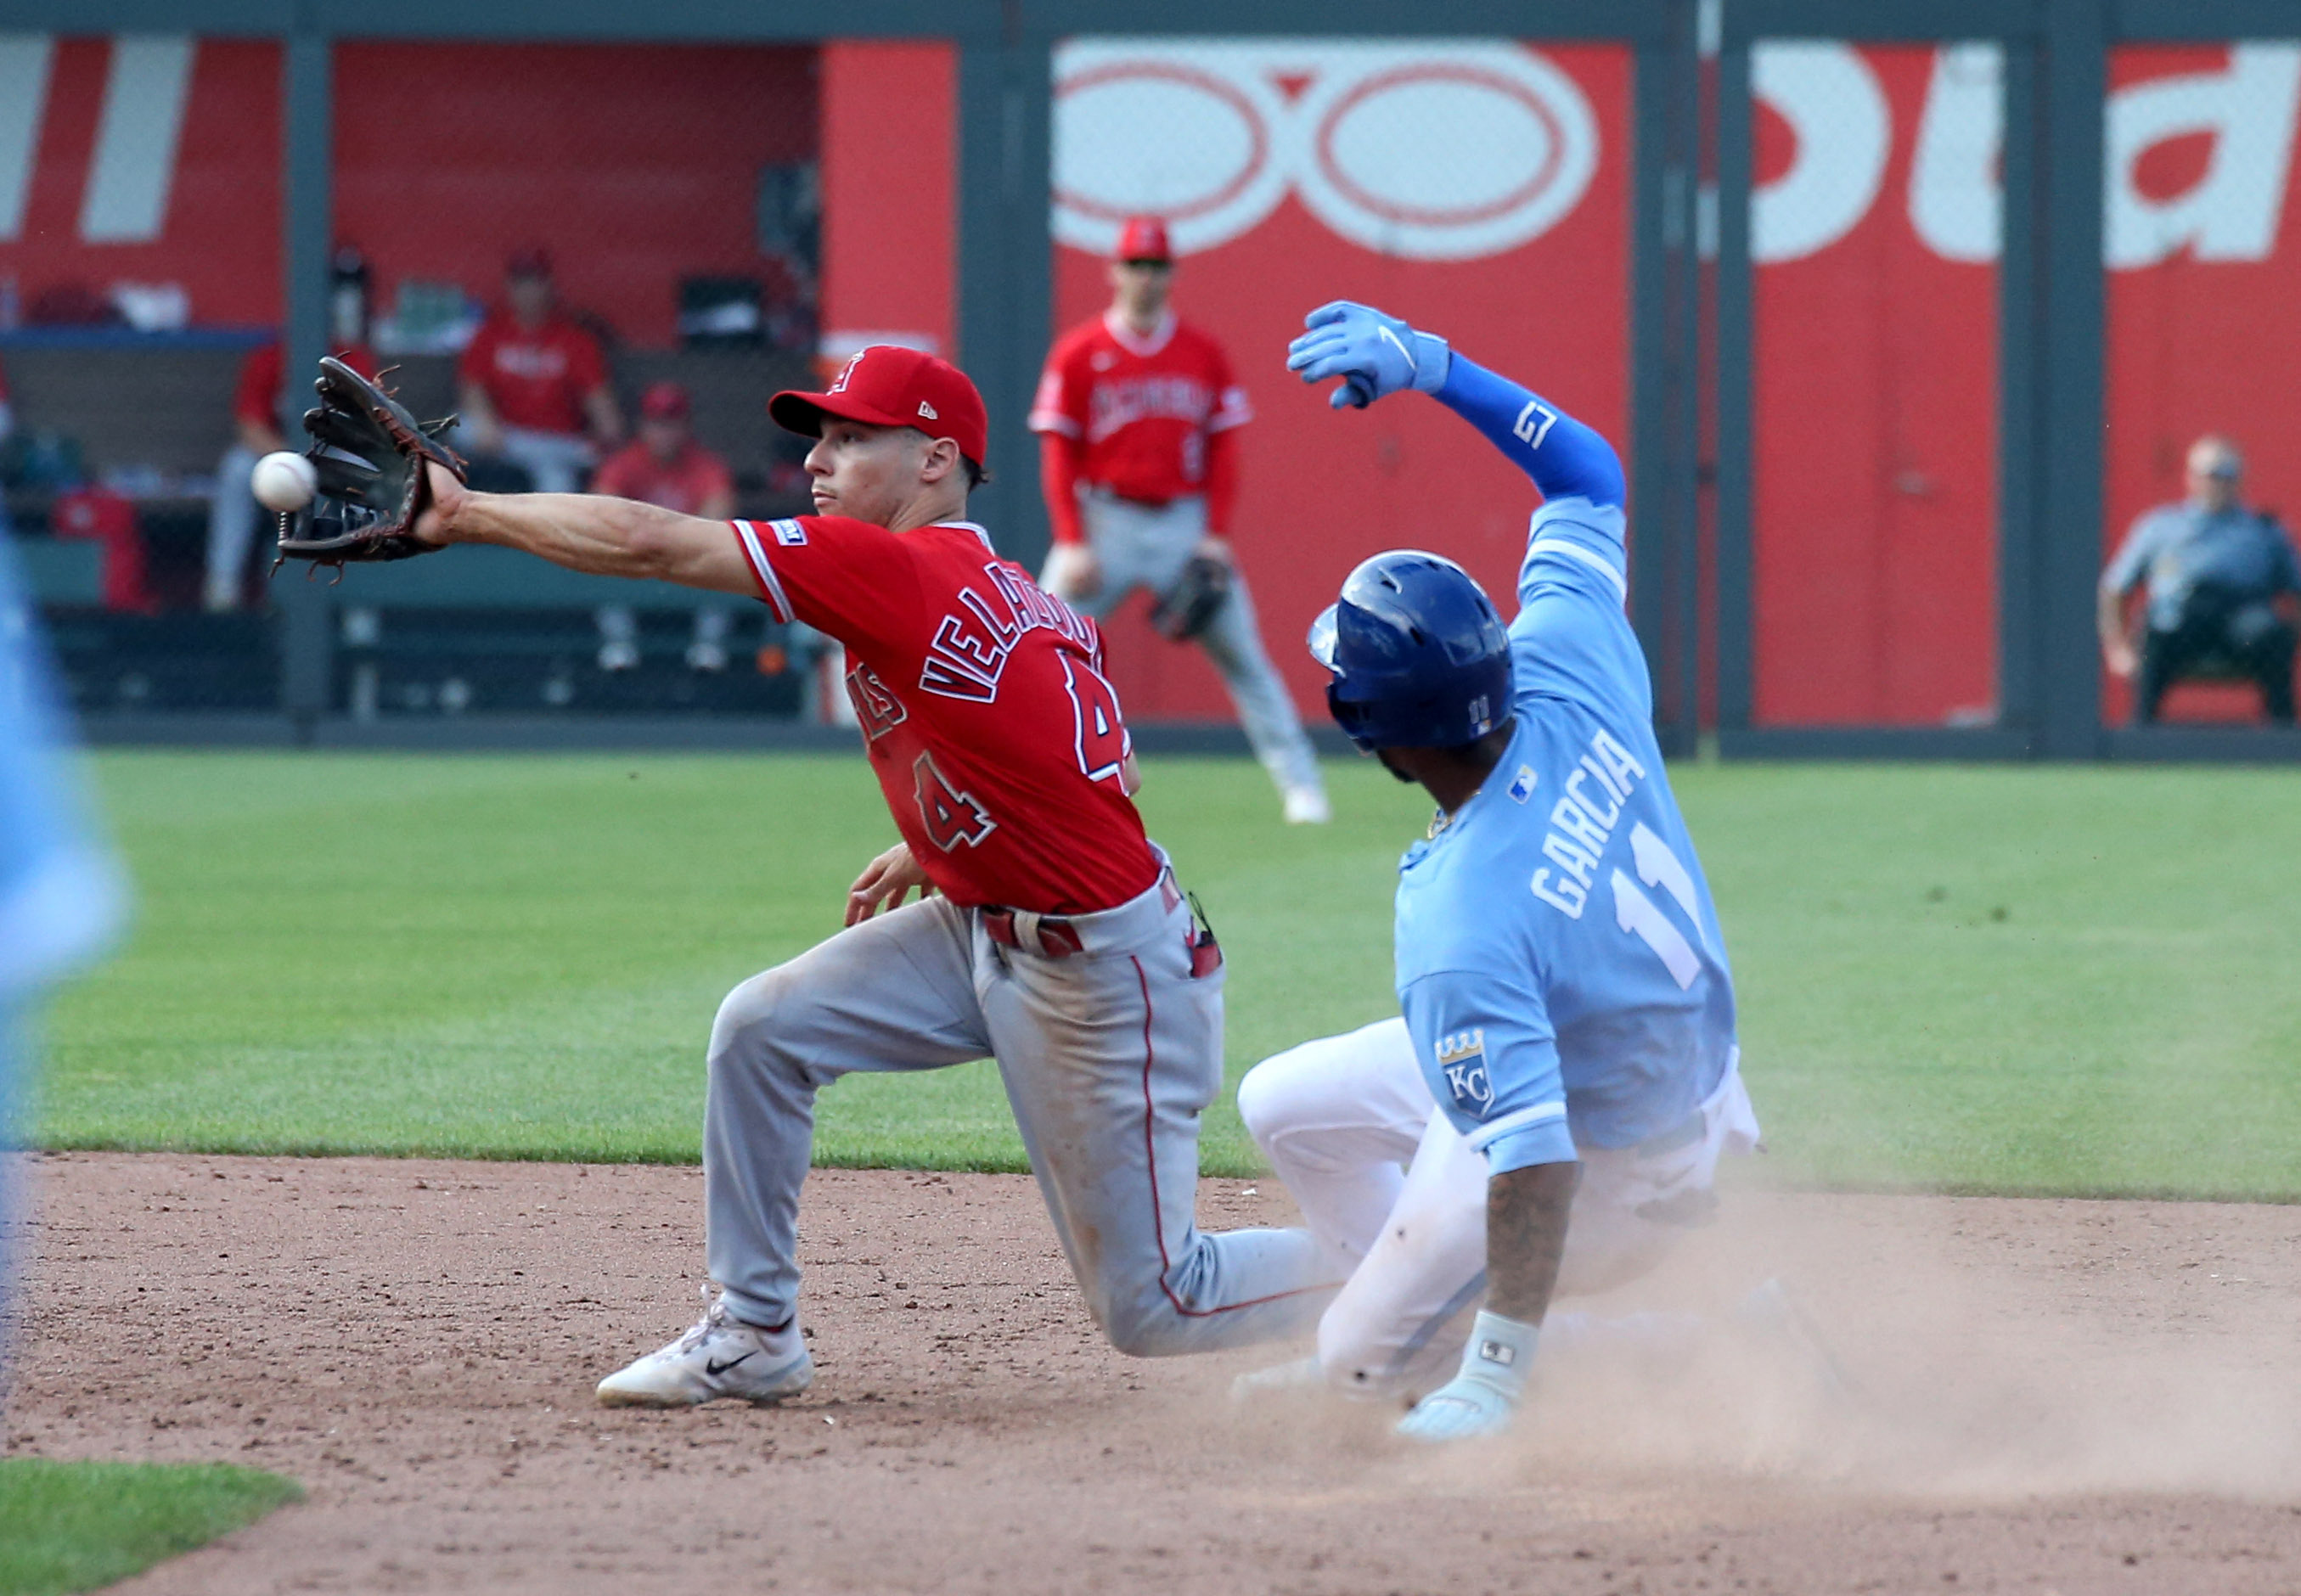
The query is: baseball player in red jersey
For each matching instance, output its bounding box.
[390,343,1335,1404]
[1032,216,1331,824]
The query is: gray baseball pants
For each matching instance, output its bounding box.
[703,863,1336,1355]
[1052,492,1325,798]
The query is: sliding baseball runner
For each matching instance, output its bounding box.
[279,344,1335,1404]
[1251,303,1761,1441]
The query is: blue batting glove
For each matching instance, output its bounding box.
[1395,1309,1534,1443]
[1286,301,1451,411]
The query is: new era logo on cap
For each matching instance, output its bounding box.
[768,346,988,467]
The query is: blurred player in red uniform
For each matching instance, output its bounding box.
[457,248,623,493]
[588,380,739,672]
[204,250,377,611]
[591,381,734,518]
[391,344,1332,1405]
[1032,216,1328,823]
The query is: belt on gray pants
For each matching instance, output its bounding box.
[978,867,1221,975]
[981,908,1084,958]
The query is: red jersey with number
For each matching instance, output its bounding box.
[592,440,734,516]
[457,312,608,436]
[233,340,379,433]
[1027,311,1251,503]
[732,515,1159,914]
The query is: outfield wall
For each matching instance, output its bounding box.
[5,33,2298,733]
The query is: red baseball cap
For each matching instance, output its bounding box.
[770,345,988,468]
[1114,216,1172,263]
[505,245,554,279]
[639,379,690,421]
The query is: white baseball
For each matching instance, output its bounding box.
[252,451,318,513]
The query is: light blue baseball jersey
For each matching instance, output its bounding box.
[0,537,124,1001]
[1392,365,1737,1177]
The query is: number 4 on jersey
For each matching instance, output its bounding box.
[912,751,997,851]
[1062,655,1131,784]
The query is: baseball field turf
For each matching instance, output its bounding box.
[33,750,2301,1202]
[0,1459,299,1595]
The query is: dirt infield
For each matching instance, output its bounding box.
[6,1152,2298,1594]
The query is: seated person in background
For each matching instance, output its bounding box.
[205,249,377,612]
[53,478,154,614]
[588,380,740,673]
[2100,436,2301,725]
[457,248,623,494]
[591,380,734,518]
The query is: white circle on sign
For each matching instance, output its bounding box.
[1053,55,1291,256]
[1292,48,1599,260]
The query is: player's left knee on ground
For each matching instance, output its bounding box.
[1088,1268,1195,1357]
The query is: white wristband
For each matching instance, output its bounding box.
[1409,330,1453,394]
[1459,1307,1538,1399]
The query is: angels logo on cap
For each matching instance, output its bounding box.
[769,346,988,467]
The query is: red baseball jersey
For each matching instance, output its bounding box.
[592,440,734,516]
[732,515,1161,915]
[1027,311,1251,503]
[234,340,379,433]
[457,312,609,436]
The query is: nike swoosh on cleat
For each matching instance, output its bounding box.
[706,1352,757,1377]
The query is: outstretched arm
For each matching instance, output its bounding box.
[414,460,757,597]
[1431,356,1623,509]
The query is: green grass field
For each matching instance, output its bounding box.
[29,750,2301,1200]
[0,1459,299,1595]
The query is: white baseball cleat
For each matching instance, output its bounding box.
[596,1295,814,1408]
[1281,786,1332,825]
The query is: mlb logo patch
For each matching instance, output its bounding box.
[772,520,808,547]
[1436,1029,1493,1113]
[1506,764,1538,804]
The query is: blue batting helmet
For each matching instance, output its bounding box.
[1308,551,1512,750]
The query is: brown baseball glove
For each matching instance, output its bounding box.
[1148,551,1234,641]
[273,356,466,570]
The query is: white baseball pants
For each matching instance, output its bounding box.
[1237,1017,1760,1396]
[703,866,1336,1356]
[1046,492,1325,799]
